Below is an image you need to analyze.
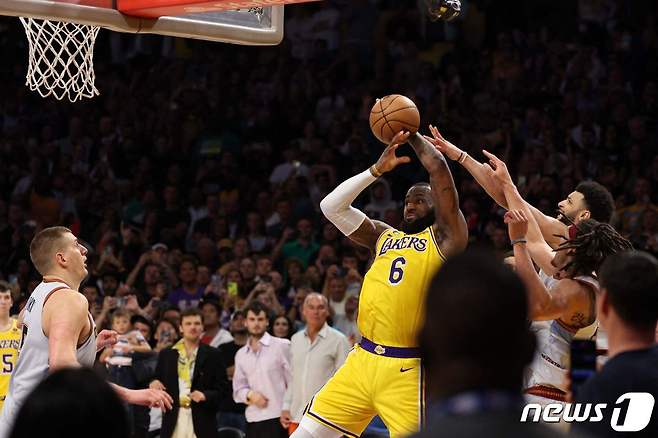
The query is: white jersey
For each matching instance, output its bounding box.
[524,270,599,392]
[0,281,96,437]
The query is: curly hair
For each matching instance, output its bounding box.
[575,181,615,224]
[555,219,633,277]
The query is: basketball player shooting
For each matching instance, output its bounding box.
[291,131,468,438]
[0,227,173,438]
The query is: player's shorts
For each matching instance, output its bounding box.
[303,338,425,438]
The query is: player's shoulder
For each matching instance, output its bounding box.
[45,288,88,311]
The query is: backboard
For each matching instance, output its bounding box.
[0,0,319,45]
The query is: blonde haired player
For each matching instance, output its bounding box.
[0,281,20,414]
[291,131,468,438]
[0,227,173,438]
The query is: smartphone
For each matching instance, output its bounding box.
[570,340,597,399]
[227,281,238,297]
[116,297,126,307]
[211,274,222,287]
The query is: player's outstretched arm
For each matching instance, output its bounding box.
[484,150,557,276]
[320,131,410,251]
[505,210,580,321]
[407,132,468,257]
[425,125,568,248]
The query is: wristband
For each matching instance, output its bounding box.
[369,164,382,178]
[511,238,527,246]
[458,151,467,164]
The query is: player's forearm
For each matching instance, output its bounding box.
[503,185,543,244]
[49,350,81,371]
[320,169,375,236]
[408,133,449,175]
[513,243,552,319]
[461,155,509,208]
[110,382,136,404]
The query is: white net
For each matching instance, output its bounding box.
[20,18,100,102]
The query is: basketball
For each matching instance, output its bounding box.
[369,95,421,145]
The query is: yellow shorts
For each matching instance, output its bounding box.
[303,344,425,438]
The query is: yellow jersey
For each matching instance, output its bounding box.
[0,319,21,412]
[358,226,446,348]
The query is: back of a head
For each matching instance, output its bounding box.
[29,226,72,275]
[10,368,128,438]
[419,250,534,397]
[575,181,615,223]
[562,219,633,277]
[599,251,658,331]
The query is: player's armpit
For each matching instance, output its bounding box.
[43,290,88,370]
[348,219,390,252]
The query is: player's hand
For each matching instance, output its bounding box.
[373,131,412,174]
[96,329,119,350]
[126,388,173,411]
[482,149,514,186]
[189,390,206,403]
[280,410,292,429]
[504,210,529,241]
[149,379,166,391]
[423,124,463,161]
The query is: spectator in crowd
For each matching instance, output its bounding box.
[324,274,348,318]
[411,250,555,438]
[200,299,233,348]
[0,281,19,414]
[100,308,152,437]
[364,179,397,221]
[571,251,658,438]
[271,315,294,339]
[233,302,291,438]
[333,294,360,345]
[8,368,129,438]
[152,318,179,352]
[149,308,229,438]
[217,310,248,431]
[131,315,153,345]
[281,293,349,435]
[168,257,205,310]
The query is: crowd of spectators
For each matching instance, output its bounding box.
[0,0,657,436]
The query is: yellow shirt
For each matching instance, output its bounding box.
[0,319,21,412]
[358,226,445,348]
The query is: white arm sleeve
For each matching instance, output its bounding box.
[319,169,377,236]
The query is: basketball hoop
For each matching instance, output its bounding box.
[20,18,100,102]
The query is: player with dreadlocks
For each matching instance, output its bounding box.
[485,150,632,409]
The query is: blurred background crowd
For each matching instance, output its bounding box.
[0,0,657,436]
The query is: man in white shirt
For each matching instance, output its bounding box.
[280,293,350,434]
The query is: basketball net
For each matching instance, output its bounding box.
[20,18,100,102]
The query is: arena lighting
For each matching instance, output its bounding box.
[426,0,461,21]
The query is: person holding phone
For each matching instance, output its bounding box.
[570,251,658,438]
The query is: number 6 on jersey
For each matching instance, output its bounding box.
[389,257,406,284]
